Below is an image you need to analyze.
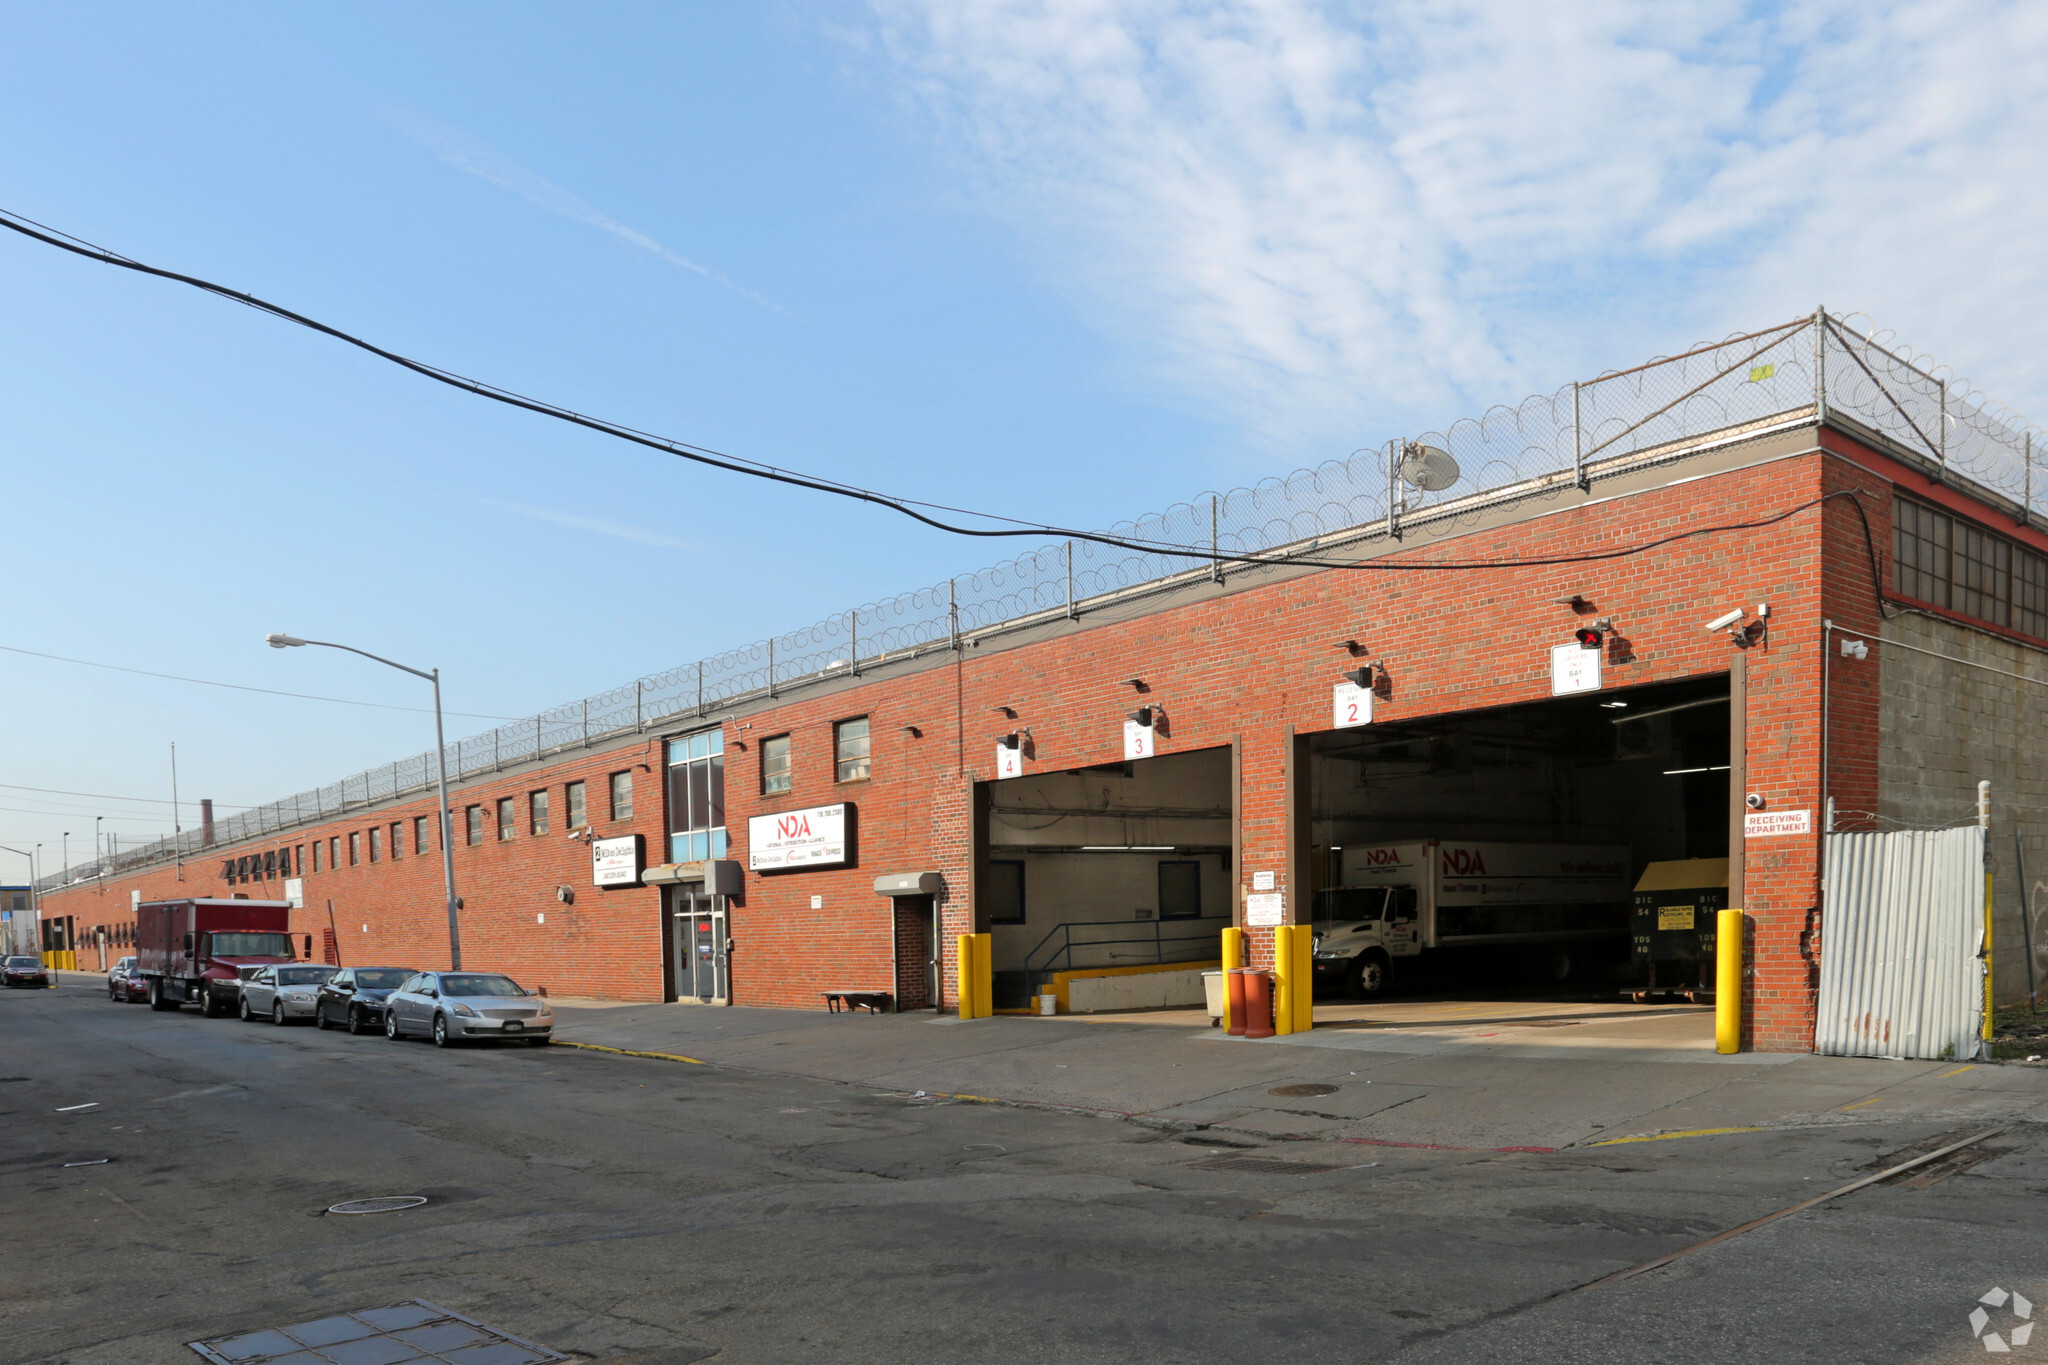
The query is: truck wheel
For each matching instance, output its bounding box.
[1348,953,1391,999]
[148,980,176,1012]
[199,989,224,1019]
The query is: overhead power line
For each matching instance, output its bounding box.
[0,643,517,720]
[0,782,252,808]
[0,208,1885,590]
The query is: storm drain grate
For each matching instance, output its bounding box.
[326,1195,429,1215]
[1189,1154,1349,1175]
[189,1298,569,1364]
[1268,1083,1340,1097]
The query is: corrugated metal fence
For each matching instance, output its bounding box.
[1815,826,1985,1060]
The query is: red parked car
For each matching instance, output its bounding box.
[3,955,50,988]
[108,960,150,1003]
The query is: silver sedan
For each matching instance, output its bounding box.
[382,971,554,1047]
[239,964,338,1024]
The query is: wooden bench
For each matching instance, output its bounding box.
[823,989,892,1014]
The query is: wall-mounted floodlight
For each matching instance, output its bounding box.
[1343,666,1374,689]
[1126,707,1155,728]
[997,732,1022,751]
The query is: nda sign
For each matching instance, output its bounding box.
[748,803,853,871]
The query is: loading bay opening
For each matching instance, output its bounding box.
[1306,674,1732,1008]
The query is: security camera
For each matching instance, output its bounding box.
[1745,793,1766,810]
[1704,609,1745,633]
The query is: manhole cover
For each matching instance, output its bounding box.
[189,1298,568,1363]
[326,1196,429,1215]
[1269,1083,1340,1097]
[1189,1154,1348,1175]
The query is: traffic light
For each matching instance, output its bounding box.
[1574,625,1603,650]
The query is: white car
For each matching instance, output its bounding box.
[239,964,338,1024]
[383,972,554,1047]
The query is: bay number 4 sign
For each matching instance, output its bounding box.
[1332,679,1373,729]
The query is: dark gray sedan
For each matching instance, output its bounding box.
[313,966,418,1035]
[383,971,554,1047]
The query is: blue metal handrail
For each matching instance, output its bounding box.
[1018,917,1228,997]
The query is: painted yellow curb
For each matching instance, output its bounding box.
[555,1041,706,1065]
[1587,1125,1766,1146]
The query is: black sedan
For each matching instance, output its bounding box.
[4,955,50,988]
[313,966,417,1035]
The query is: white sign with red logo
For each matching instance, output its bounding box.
[1123,718,1155,760]
[1332,680,1373,728]
[1744,809,1812,838]
[592,835,643,887]
[748,804,851,871]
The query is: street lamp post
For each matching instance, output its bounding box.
[266,633,462,969]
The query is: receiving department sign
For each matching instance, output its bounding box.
[749,803,852,871]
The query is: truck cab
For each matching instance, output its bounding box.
[1310,884,1421,996]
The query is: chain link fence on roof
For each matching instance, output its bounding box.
[43,311,2048,891]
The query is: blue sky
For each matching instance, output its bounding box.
[6,1,2046,874]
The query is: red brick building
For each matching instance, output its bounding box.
[39,315,2048,1051]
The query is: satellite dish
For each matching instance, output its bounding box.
[1399,443,1460,492]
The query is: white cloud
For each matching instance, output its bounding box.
[862,1,2048,452]
[390,109,782,312]
[476,498,697,551]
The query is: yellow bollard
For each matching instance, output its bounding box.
[1293,923,1315,1033]
[1220,927,1243,1031]
[972,932,993,1020]
[956,933,979,1019]
[1273,926,1296,1036]
[1715,909,1744,1054]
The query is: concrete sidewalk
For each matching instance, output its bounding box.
[545,995,2048,1153]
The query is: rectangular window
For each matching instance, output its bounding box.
[610,770,634,821]
[414,816,429,855]
[761,735,792,795]
[988,860,1026,924]
[1158,861,1203,919]
[665,728,727,863]
[1895,495,2048,639]
[530,789,551,836]
[367,828,381,863]
[311,840,321,874]
[566,781,587,830]
[389,823,402,860]
[465,805,483,847]
[293,846,303,877]
[329,837,339,869]
[348,832,361,867]
[497,797,516,841]
[834,716,871,783]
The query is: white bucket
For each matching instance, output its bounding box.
[1037,994,1058,1015]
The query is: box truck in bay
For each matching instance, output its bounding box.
[1310,841,1631,997]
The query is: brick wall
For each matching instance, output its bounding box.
[44,430,1977,1048]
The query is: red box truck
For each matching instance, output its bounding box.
[136,898,302,1016]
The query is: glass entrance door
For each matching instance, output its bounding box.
[672,892,727,1002]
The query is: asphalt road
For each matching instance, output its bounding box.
[4,985,2043,1365]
